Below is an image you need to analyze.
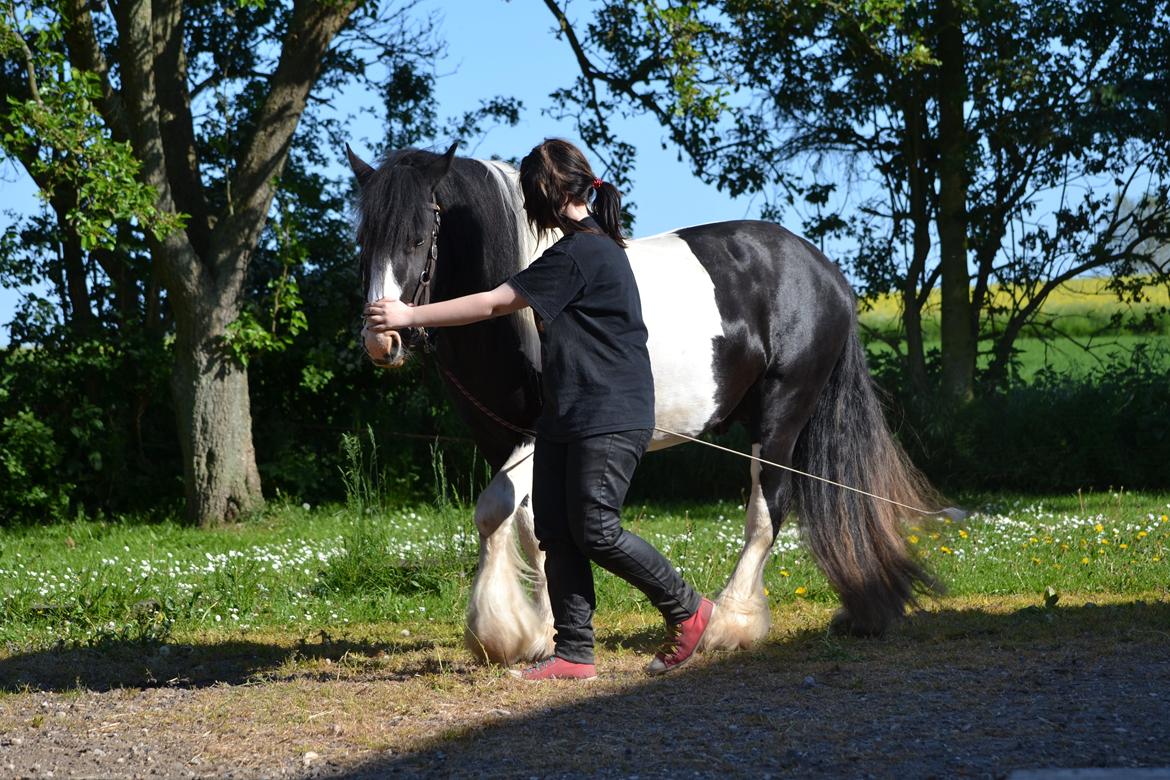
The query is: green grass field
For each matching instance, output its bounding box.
[859,276,1170,377]
[2,492,1167,653]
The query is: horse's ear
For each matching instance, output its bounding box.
[346,143,374,185]
[429,141,459,184]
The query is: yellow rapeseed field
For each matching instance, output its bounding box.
[859,276,1170,332]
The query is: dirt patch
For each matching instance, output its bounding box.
[1,595,1168,778]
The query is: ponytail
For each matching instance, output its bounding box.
[590,179,627,247]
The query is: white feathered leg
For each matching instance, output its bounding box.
[514,499,555,646]
[701,444,774,650]
[464,444,552,664]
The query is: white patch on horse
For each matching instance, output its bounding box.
[626,232,722,450]
[478,159,557,372]
[366,255,403,304]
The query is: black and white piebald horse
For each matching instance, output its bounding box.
[349,142,939,664]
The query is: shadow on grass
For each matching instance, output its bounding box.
[0,631,449,692]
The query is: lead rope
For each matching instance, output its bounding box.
[432,357,958,519]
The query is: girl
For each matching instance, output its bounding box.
[364,139,713,680]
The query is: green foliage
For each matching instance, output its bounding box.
[222,199,309,368]
[0,338,177,523]
[0,407,71,522]
[872,343,1170,492]
[0,6,183,250]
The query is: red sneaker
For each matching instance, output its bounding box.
[645,597,714,675]
[509,656,597,681]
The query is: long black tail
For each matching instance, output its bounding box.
[792,330,944,635]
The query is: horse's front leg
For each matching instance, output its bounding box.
[465,442,554,664]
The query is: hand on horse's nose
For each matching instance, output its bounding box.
[364,298,413,332]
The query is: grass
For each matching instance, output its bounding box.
[1,491,1167,654]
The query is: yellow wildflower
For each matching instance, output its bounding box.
[780,569,790,578]
[908,535,919,545]
[795,586,807,596]
[959,529,969,539]
[1138,531,1148,539]
[1119,543,1128,549]
[1081,557,1090,564]
[940,546,953,555]
[1095,523,1105,533]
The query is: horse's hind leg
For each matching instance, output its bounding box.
[701,376,816,652]
[465,443,553,664]
[700,443,785,650]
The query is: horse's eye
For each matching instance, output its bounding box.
[413,238,425,248]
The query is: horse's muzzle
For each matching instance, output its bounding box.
[361,326,406,368]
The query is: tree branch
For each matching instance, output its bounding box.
[213,0,360,290]
[60,0,130,138]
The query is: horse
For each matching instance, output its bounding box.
[347,142,940,664]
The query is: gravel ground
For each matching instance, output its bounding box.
[1,597,1168,779]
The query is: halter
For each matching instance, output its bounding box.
[410,201,441,308]
[406,201,441,349]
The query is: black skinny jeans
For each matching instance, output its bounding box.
[532,428,701,664]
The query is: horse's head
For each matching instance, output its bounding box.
[347,142,458,367]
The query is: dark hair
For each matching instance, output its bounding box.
[518,138,626,247]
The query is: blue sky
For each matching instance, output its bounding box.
[0,0,757,334]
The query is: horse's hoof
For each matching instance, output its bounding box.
[828,608,887,638]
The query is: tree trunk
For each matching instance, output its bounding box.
[901,69,931,393]
[171,279,262,526]
[936,0,976,401]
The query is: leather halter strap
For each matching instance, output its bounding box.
[410,201,441,309]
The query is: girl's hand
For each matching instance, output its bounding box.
[364,298,415,332]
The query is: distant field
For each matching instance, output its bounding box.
[859,277,1169,376]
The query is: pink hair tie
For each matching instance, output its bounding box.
[592,178,603,190]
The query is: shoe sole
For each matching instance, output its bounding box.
[645,651,698,676]
[509,672,598,683]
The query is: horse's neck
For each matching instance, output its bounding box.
[432,160,542,368]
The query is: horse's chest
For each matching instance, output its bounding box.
[627,235,723,445]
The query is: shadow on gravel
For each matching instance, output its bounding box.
[341,599,1170,779]
[0,632,443,692]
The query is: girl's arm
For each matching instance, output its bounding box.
[364,282,529,332]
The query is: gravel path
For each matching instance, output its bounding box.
[1,597,1168,778]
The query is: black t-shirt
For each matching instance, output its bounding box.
[507,217,655,441]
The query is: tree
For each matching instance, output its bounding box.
[543,0,1170,399]
[0,0,447,524]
